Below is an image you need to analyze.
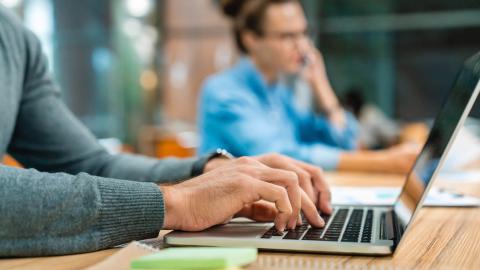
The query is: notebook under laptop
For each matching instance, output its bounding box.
[165,52,480,255]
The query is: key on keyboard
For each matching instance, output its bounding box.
[283,224,309,240]
[361,209,373,243]
[302,214,331,240]
[317,208,349,241]
[341,209,364,242]
[261,226,284,239]
[260,212,331,240]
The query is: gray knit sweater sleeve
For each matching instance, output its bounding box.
[0,166,164,257]
[0,7,201,257]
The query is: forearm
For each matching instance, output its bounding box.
[0,165,164,257]
[337,151,381,172]
[311,77,346,129]
[9,91,201,184]
[93,153,200,184]
[337,151,402,173]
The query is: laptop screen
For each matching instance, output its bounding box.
[393,52,480,233]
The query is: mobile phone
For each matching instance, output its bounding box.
[300,53,310,70]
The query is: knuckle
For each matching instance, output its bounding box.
[280,197,293,214]
[237,156,256,165]
[315,167,325,175]
[277,186,290,200]
[264,153,285,163]
[298,171,310,183]
[236,156,250,164]
[269,153,282,159]
[238,157,261,166]
[286,171,299,185]
[311,169,325,181]
[272,185,284,195]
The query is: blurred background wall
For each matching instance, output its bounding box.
[2,0,480,158]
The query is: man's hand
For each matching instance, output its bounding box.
[254,154,332,215]
[204,153,332,214]
[161,157,325,232]
[300,39,329,89]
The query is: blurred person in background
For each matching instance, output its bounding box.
[198,0,419,174]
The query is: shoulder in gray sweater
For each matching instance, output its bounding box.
[0,5,200,257]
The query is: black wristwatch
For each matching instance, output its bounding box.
[191,148,234,177]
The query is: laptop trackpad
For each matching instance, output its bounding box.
[170,222,272,238]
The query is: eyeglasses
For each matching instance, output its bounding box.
[261,28,314,43]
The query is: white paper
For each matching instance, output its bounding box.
[438,170,480,183]
[331,186,480,207]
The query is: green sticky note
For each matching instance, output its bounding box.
[130,247,257,270]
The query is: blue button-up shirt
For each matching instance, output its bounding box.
[198,57,359,170]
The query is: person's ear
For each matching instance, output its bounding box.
[242,30,259,53]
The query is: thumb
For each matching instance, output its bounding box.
[235,201,278,222]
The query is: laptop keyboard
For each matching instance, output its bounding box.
[260,208,374,243]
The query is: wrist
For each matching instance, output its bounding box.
[204,157,231,173]
[159,185,181,230]
[199,149,235,174]
[323,103,342,116]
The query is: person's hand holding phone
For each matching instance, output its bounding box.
[299,39,346,128]
[299,38,328,85]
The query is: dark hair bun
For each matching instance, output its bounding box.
[220,0,248,19]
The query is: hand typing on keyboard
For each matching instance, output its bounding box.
[161,156,329,232]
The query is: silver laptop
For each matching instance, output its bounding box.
[165,52,480,255]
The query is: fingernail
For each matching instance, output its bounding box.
[273,229,283,236]
[288,221,296,230]
[318,214,325,227]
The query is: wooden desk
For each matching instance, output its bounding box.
[1,172,479,269]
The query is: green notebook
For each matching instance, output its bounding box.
[130,247,257,270]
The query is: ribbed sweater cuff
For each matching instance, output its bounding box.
[97,179,164,248]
